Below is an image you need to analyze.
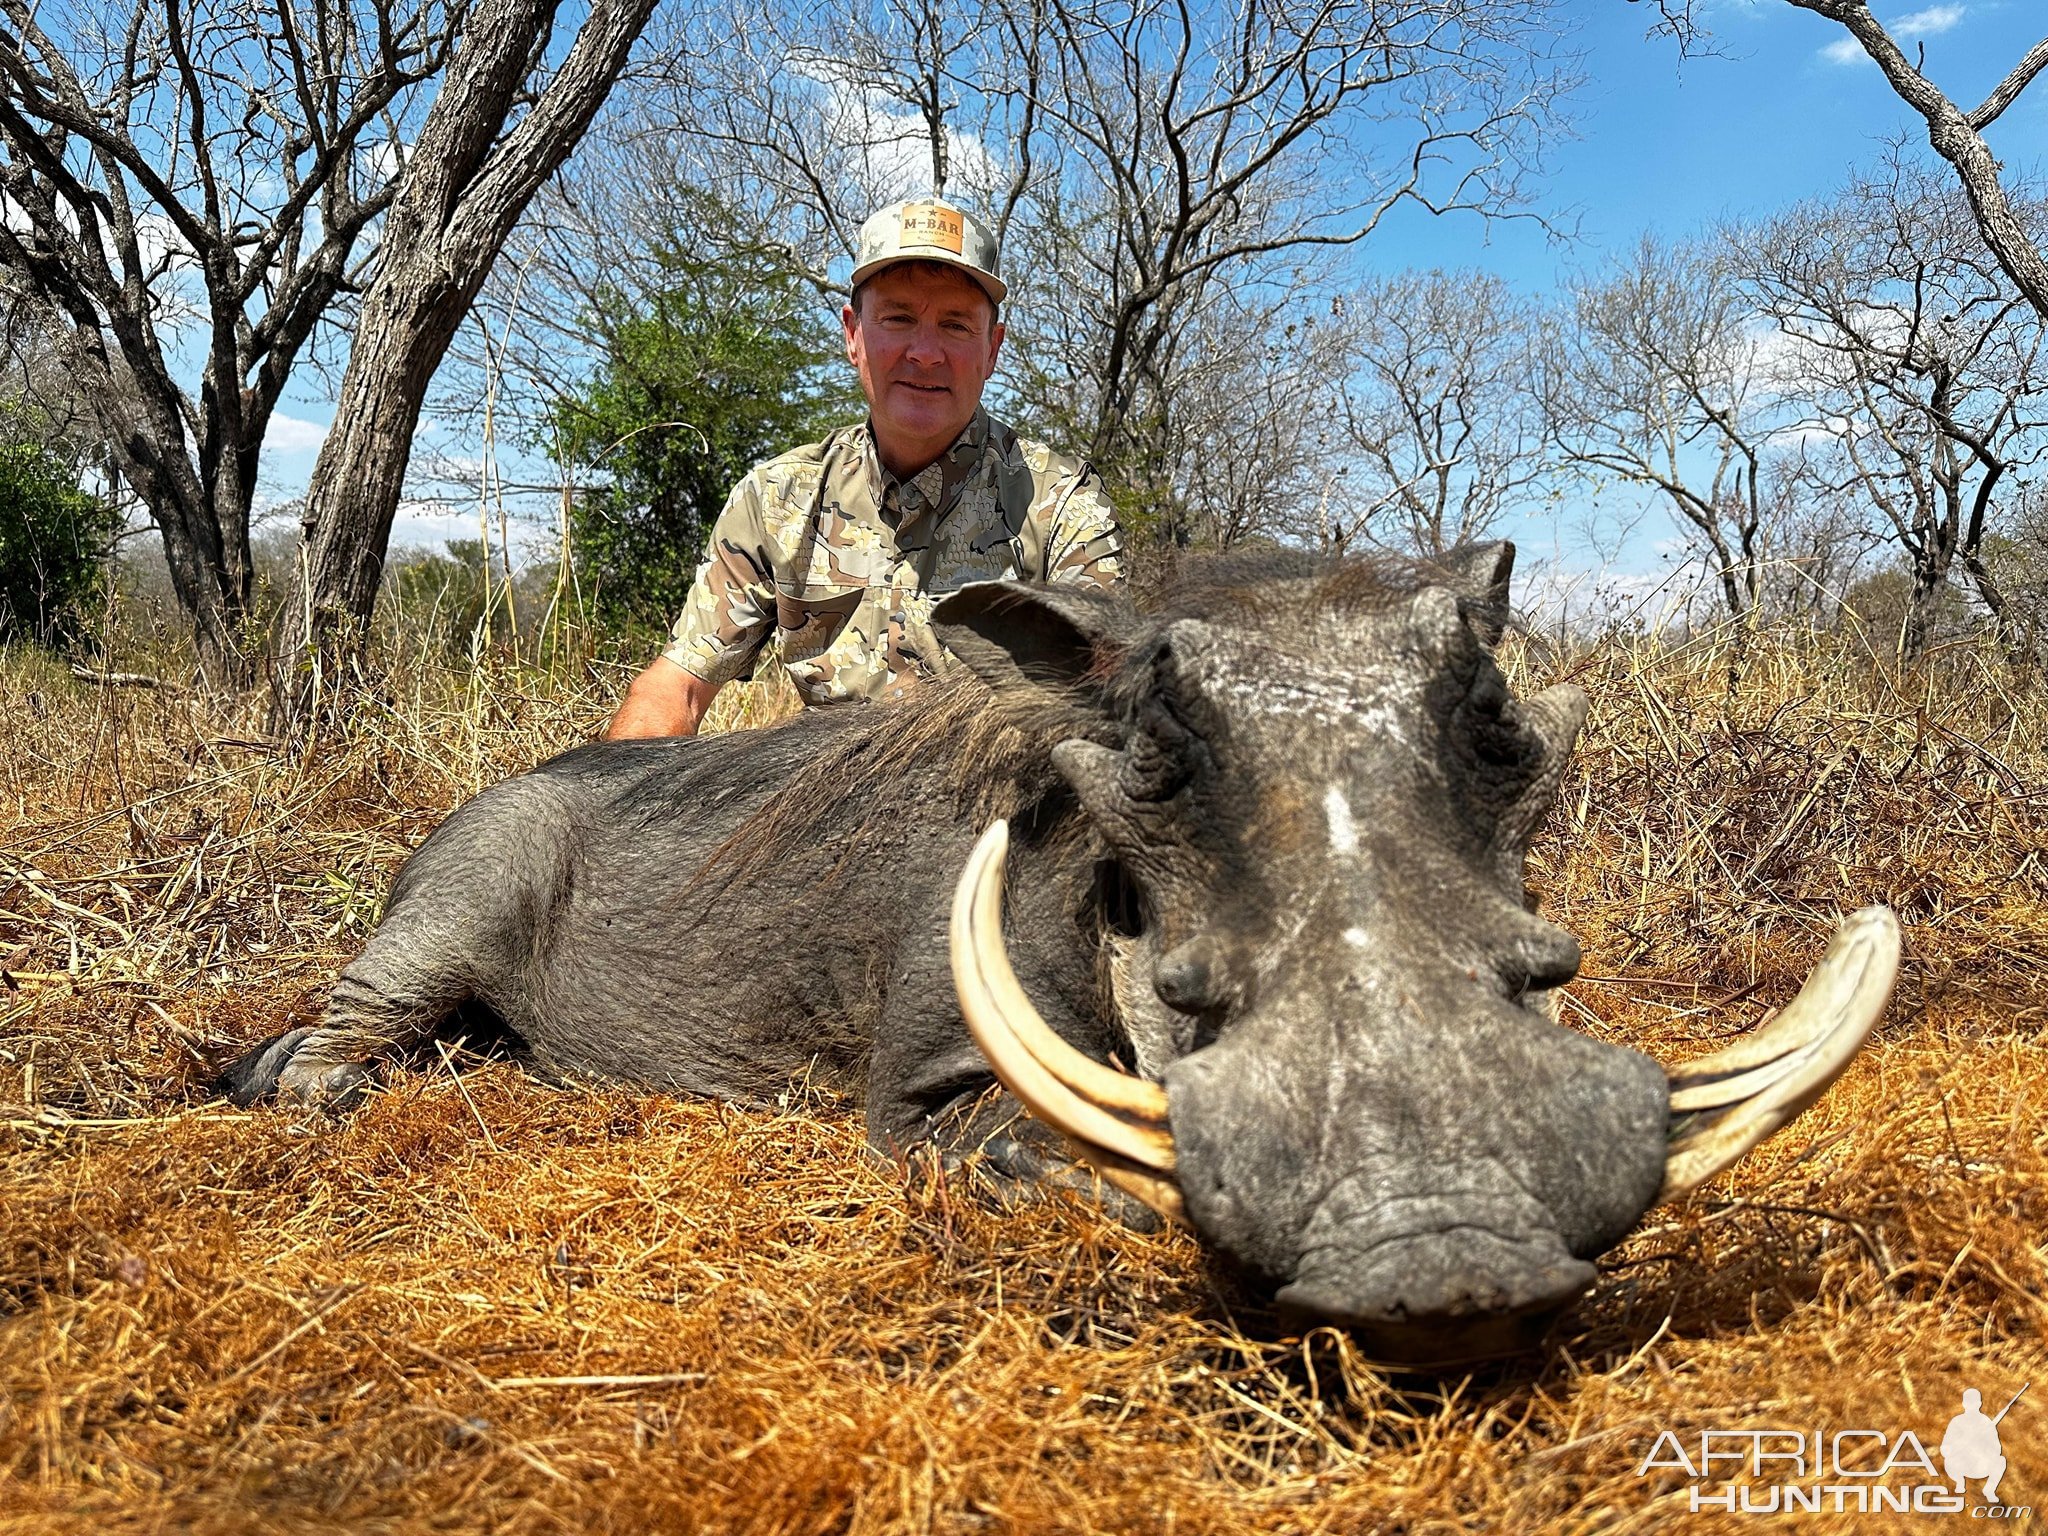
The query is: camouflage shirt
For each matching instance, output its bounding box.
[661,409,1125,705]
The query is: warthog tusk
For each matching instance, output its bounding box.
[949,819,1189,1225]
[1660,906,1902,1202]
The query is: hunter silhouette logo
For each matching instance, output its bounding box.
[1635,1380,2030,1517]
[1942,1385,2025,1504]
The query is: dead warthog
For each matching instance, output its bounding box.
[227,546,1899,1364]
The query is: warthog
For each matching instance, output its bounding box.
[227,546,1899,1364]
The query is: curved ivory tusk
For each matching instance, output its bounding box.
[949,820,1188,1223]
[1660,906,1902,1202]
[1065,1146,1190,1229]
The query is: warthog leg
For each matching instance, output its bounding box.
[856,826,1158,1227]
[222,910,479,1110]
[223,776,578,1111]
[921,1090,1165,1231]
[220,1027,317,1107]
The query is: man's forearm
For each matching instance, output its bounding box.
[606,658,723,739]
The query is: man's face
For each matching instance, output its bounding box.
[842,263,1004,474]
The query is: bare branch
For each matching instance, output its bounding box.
[1967,36,2048,130]
[0,0,468,681]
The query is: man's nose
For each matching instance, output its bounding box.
[904,324,946,366]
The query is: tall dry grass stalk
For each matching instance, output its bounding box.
[1,612,2042,1533]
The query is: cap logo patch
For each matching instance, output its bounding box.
[900,202,965,255]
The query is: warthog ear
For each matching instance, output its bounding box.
[932,581,1129,700]
[1427,541,1515,646]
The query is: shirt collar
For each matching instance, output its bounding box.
[858,408,990,522]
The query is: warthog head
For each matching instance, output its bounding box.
[934,547,1897,1366]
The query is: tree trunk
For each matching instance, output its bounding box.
[273,0,657,730]
[273,270,474,717]
[121,428,256,688]
[1900,561,1943,661]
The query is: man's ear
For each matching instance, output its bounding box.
[1427,541,1516,646]
[841,300,861,366]
[932,581,1128,699]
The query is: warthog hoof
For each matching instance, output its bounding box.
[221,1029,379,1112]
[278,1057,379,1113]
[220,1027,316,1107]
[928,1097,1164,1233]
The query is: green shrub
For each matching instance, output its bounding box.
[0,424,119,650]
[552,203,858,635]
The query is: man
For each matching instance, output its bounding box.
[607,198,1125,739]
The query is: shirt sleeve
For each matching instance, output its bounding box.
[1039,467,1126,590]
[659,477,779,685]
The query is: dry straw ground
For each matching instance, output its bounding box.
[2,609,2044,1534]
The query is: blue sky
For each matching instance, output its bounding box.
[1363,0,2045,286]
[255,0,2048,569]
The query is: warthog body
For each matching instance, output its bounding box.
[230,547,1897,1363]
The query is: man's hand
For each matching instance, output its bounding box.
[606,657,723,739]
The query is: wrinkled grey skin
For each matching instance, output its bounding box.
[227,546,1668,1365]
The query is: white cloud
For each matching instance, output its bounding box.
[786,54,1005,205]
[428,452,489,479]
[1776,412,1857,451]
[361,139,409,182]
[388,506,487,552]
[1894,5,1965,35]
[1823,4,1967,61]
[1818,4,1957,67]
[265,412,328,454]
[1511,555,1723,634]
[386,504,556,569]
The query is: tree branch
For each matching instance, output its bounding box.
[1967,36,2048,131]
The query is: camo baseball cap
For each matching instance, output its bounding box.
[850,198,1007,305]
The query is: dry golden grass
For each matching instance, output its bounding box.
[2,617,2044,1534]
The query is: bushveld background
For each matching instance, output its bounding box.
[2,581,2044,1535]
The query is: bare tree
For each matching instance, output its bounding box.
[1748,455,1878,625]
[0,281,100,460]
[1636,1,2048,325]
[625,0,1010,290]
[1337,269,1546,556]
[1000,0,1577,542]
[1990,479,2048,663]
[272,0,659,722]
[0,0,467,683]
[440,105,831,491]
[1541,235,1786,621]
[620,0,1577,546]
[1103,266,1362,551]
[1732,160,2048,658]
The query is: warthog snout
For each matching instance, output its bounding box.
[936,550,1899,1364]
[1162,986,1669,1365]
